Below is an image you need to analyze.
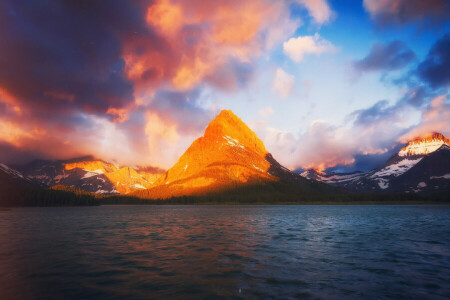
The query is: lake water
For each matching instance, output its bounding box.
[0,205,449,299]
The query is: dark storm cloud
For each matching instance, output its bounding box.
[353,41,416,73]
[0,0,145,115]
[399,86,428,107]
[350,100,399,125]
[417,33,450,88]
[364,0,450,28]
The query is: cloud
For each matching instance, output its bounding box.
[264,90,450,172]
[417,33,450,88]
[0,0,301,167]
[125,0,300,94]
[145,112,180,151]
[296,0,334,25]
[258,106,274,117]
[273,68,295,98]
[283,34,336,63]
[353,41,416,73]
[363,0,450,27]
[260,96,421,171]
[399,94,450,141]
[0,1,136,117]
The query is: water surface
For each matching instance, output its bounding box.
[0,205,449,299]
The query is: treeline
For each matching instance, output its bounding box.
[2,182,448,207]
[101,182,450,205]
[0,185,99,207]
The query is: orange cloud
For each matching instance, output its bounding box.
[106,107,129,123]
[124,0,298,94]
[146,0,184,36]
[0,88,22,116]
[212,2,264,45]
[399,94,450,142]
[145,111,180,152]
[0,121,32,147]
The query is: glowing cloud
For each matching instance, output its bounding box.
[296,0,334,25]
[400,95,450,141]
[125,0,299,93]
[273,68,295,98]
[283,34,336,63]
[258,106,274,117]
[145,112,180,152]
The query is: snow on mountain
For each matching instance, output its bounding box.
[299,133,450,193]
[431,174,450,179]
[16,157,165,195]
[0,163,36,187]
[0,163,26,179]
[398,133,449,157]
[369,158,422,178]
[300,169,366,186]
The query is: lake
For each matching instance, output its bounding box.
[0,205,449,299]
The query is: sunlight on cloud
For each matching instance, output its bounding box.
[283,33,337,63]
[258,106,274,117]
[125,0,300,94]
[273,68,295,98]
[296,0,334,25]
[399,94,450,141]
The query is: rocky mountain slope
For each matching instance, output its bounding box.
[134,110,335,199]
[13,157,164,194]
[0,163,36,188]
[299,133,450,193]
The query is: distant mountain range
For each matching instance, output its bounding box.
[2,156,164,195]
[0,111,449,203]
[299,133,450,194]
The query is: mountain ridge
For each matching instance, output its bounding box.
[299,133,450,193]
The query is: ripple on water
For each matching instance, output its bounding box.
[0,205,449,299]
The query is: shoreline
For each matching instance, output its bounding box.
[2,201,450,208]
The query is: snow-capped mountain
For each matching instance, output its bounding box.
[14,156,165,194]
[300,169,367,186]
[398,133,449,156]
[299,133,450,193]
[389,144,450,193]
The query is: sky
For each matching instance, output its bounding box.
[0,0,449,172]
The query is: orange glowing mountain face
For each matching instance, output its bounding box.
[142,110,280,198]
[64,160,163,194]
[399,133,450,157]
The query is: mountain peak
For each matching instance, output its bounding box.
[204,110,267,157]
[399,132,449,157]
[139,109,320,199]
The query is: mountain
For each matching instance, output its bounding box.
[15,156,165,194]
[134,110,336,200]
[0,162,99,207]
[300,169,366,187]
[0,163,36,188]
[299,133,450,193]
[388,144,450,193]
